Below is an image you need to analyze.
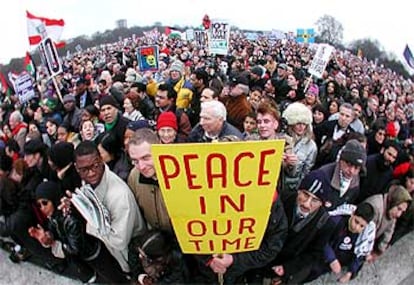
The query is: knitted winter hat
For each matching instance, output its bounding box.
[169,60,184,74]
[307,84,319,97]
[340,139,367,167]
[298,174,325,202]
[282,102,313,125]
[156,112,178,131]
[99,95,119,109]
[35,181,63,208]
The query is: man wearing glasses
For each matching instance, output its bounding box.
[62,141,146,276]
[266,176,335,284]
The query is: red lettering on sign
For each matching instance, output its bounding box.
[187,220,207,237]
[238,218,256,234]
[199,196,206,214]
[206,153,227,188]
[183,154,202,189]
[220,194,245,213]
[222,238,241,251]
[140,47,154,56]
[234,152,254,187]
[188,240,202,251]
[258,149,276,186]
[212,219,231,235]
[244,236,255,249]
[158,155,180,189]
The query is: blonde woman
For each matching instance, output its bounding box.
[282,102,318,192]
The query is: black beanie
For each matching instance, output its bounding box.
[354,202,375,223]
[35,181,63,208]
[48,142,74,169]
[99,95,119,109]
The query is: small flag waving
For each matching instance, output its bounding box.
[24,52,37,79]
[0,72,13,97]
[296,28,315,43]
[26,10,65,48]
[403,44,414,69]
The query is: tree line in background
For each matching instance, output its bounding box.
[0,14,412,80]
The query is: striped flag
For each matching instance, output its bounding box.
[24,52,37,79]
[26,10,65,48]
[0,71,13,97]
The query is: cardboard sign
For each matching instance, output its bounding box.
[186,29,195,41]
[194,30,208,48]
[152,140,285,254]
[137,45,159,72]
[308,44,334,78]
[38,37,62,78]
[208,20,230,55]
[15,72,36,104]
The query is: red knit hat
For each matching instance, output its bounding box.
[386,122,397,138]
[157,112,178,131]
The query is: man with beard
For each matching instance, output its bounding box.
[357,139,400,203]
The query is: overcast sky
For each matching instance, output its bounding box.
[1,0,412,69]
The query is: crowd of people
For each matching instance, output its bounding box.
[0,30,414,285]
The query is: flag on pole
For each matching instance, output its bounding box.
[0,71,13,97]
[403,44,414,69]
[296,28,315,43]
[165,27,182,38]
[26,10,65,48]
[24,52,37,79]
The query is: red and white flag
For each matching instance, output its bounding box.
[26,10,65,48]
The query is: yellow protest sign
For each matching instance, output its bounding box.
[151,140,285,254]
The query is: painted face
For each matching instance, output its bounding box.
[128,142,155,178]
[257,113,278,139]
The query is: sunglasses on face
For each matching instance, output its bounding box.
[36,199,50,208]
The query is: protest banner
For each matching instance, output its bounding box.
[194,30,208,48]
[308,43,335,78]
[152,140,285,254]
[208,20,230,55]
[186,29,195,41]
[14,72,36,104]
[38,37,63,78]
[137,45,159,72]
